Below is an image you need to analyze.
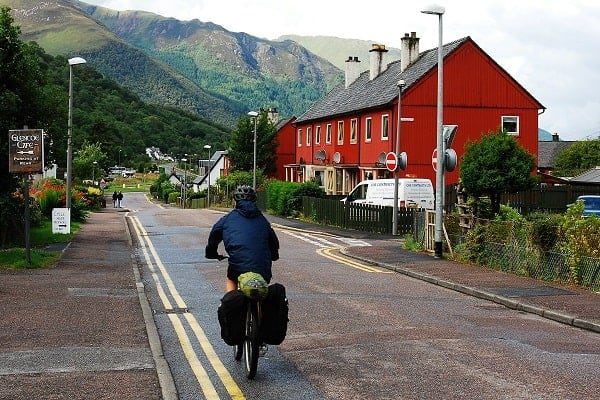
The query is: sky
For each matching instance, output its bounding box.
[88,0,600,141]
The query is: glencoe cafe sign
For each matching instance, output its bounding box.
[8,129,43,174]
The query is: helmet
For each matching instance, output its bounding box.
[238,272,268,299]
[233,185,257,202]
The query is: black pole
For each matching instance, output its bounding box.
[24,176,31,265]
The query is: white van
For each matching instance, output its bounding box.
[342,178,435,209]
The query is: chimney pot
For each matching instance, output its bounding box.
[401,32,420,72]
[369,44,389,80]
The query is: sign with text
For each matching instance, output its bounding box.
[52,208,71,234]
[8,129,43,174]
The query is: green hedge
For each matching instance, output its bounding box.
[265,180,325,216]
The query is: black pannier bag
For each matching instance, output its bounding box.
[218,290,247,345]
[260,283,289,345]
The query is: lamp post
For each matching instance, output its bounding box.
[393,79,406,236]
[181,158,187,209]
[247,111,259,189]
[421,4,445,258]
[92,161,98,184]
[66,56,86,210]
[118,149,122,166]
[204,144,212,208]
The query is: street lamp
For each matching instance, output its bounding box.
[248,111,259,189]
[204,144,212,208]
[66,56,86,210]
[118,149,122,166]
[181,158,187,209]
[421,4,445,258]
[92,161,98,184]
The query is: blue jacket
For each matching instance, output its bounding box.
[205,200,279,281]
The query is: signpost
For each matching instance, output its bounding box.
[385,152,398,172]
[9,129,44,265]
[432,149,438,172]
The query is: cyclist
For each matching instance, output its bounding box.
[205,185,280,292]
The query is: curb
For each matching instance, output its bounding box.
[340,248,600,335]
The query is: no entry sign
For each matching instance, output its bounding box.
[385,152,398,172]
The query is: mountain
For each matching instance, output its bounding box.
[74,1,342,122]
[278,34,401,71]
[5,0,240,126]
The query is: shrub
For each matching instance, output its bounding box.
[527,212,563,252]
[167,192,179,204]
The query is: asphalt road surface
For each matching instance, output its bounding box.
[126,193,600,400]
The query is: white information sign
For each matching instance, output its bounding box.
[52,208,71,234]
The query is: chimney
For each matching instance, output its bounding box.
[267,108,279,124]
[401,32,420,72]
[344,56,362,88]
[552,132,560,142]
[369,44,388,80]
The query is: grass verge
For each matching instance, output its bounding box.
[0,248,61,269]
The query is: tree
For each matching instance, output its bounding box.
[554,138,600,177]
[73,142,109,182]
[460,130,536,216]
[228,112,278,178]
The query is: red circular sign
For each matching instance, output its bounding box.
[385,152,398,172]
[432,149,438,172]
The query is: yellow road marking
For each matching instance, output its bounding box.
[128,215,246,400]
[317,247,392,273]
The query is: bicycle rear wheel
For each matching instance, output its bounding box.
[234,343,243,361]
[243,303,259,379]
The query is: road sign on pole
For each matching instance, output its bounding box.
[432,149,438,172]
[385,152,398,172]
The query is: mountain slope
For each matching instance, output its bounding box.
[278,34,401,71]
[74,2,343,120]
[5,0,244,126]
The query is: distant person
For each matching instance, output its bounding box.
[112,191,118,208]
[117,191,123,208]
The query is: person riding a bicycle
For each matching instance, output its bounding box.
[205,185,280,293]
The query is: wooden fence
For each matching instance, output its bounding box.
[301,197,416,235]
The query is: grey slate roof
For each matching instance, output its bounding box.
[296,37,469,123]
[538,141,577,168]
[571,166,600,184]
[275,117,295,131]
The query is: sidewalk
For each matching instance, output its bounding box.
[0,207,164,400]
[267,215,600,334]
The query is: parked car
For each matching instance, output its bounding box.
[577,195,600,217]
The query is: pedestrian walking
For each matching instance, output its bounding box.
[112,191,118,208]
[117,191,123,208]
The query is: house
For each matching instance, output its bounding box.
[273,117,297,181]
[570,166,600,186]
[537,132,577,185]
[289,33,544,195]
[192,150,230,193]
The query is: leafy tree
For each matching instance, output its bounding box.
[0,7,63,244]
[73,142,109,182]
[553,139,600,177]
[460,130,536,216]
[228,112,278,176]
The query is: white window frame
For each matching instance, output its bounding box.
[307,126,312,146]
[315,125,321,145]
[337,121,344,145]
[326,124,332,144]
[297,128,302,147]
[350,118,358,144]
[365,117,372,142]
[381,114,389,140]
[502,116,519,136]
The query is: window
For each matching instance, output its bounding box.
[502,116,519,136]
[337,121,344,144]
[326,124,332,144]
[381,115,389,140]
[307,126,312,145]
[297,129,302,146]
[350,119,358,143]
[365,118,372,142]
[315,125,321,145]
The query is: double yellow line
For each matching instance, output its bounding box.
[128,215,244,400]
[317,247,392,273]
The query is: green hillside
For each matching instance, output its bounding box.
[278,34,401,71]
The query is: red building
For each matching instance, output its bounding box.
[285,33,544,195]
[273,117,296,181]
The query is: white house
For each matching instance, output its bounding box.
[192,150,229,193]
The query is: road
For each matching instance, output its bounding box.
[125,193,600,400]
